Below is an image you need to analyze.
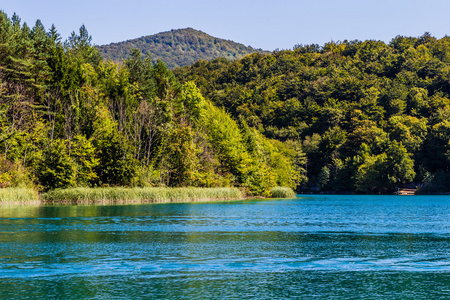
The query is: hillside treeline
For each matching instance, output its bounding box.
[0,12,302,195]
[175,33,450,193]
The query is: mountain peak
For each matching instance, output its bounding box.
[97,28,267,69]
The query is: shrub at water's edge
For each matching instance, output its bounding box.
[0,188,40,203]
[270,186,296,198]
[42,187,244,204]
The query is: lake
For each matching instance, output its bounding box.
[0,195,449,299]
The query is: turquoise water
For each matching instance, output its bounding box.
[0,195,449,299]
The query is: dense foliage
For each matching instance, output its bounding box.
[0,12,299,196]
[174,33,450,193]
[97,28,268,69]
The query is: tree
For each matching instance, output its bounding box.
[37,139,76,191]
[318,166,330,190]
[355,141,415,193]
[71,134,99,185]
[95,130,139,186]
[66,24,101,66]
[421,120,450,173]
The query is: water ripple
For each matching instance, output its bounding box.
[0,195,449,299]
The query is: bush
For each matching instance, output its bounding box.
[270,186,296,198]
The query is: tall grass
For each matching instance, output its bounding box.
[0,187,40,203]
[270,186,296,198]
[42,187,244,204]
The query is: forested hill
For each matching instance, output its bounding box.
[97,28,268,68]
[174,33,450,193]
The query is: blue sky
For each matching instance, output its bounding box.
[2,0,450,50]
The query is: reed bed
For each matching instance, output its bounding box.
[42,187,244,204]
[270,186,296,198]
[0,187,40,204]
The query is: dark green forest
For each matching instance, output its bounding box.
[175,33,450,193]
[97,28,267,69]
[0,12,300,196]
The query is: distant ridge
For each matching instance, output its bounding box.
[97,28,269,69]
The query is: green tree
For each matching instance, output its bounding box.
[318,166,330,190]
[355,141,415,193]
[37,139,76,190]
[95,131,139,186]
[71,134,99,185]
